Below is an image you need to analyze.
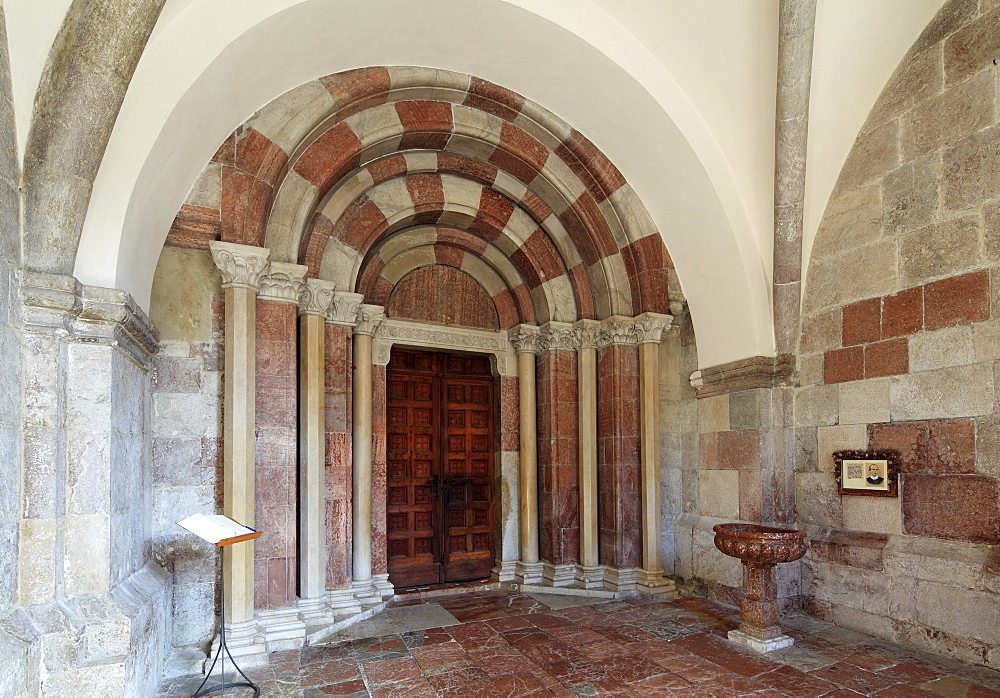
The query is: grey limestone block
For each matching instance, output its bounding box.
[890,362,994,420]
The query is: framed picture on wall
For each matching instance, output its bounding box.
[832,449,899,497]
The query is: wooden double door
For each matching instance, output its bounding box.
[385,349,495,587]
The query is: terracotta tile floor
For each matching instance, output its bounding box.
[158,590,1000,697]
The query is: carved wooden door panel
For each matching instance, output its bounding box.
[385,353,441,586]
[385,350,494,587]
[441,371,494,582]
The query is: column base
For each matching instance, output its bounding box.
[541,562,577,587]
[492,560,519,583]
[352,578,383,605]
[327,587,364,616]
[297,597,335,626]
[214,619,268,671]
[727,629,794,653]
[635,568,678,599]
[603,567,638,593]
[574,565,607,589]
[515,561,545,585]
[257,607,307,653]
[373,573,395,600]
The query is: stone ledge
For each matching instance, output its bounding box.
[18,270,159,369]
[690,355,796,398]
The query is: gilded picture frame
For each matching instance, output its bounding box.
[832,449,899,497]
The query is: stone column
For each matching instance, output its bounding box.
[596,317,641,592]
[773,0,817,356]
[254,263,308,650]
[208,241,270,635]
[509,324,543,585]
[537,322,579,587]
[634,313,676,597]
[352,304,384,601]
[574,319,602,588]
[325,292,364,613]
[297,279,336,618]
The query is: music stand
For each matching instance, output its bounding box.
[178,515,262,697]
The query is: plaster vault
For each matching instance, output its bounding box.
[149,66,685,661]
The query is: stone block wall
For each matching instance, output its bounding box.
[149,246,224,651]
[796,0,1000,669]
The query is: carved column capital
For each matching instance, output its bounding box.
[634,312,673,344]
[538,321,578,352]
[508,324,542,354]
[354,304,385,336]
[299,279,337,317]
[327,291,365,327]
[596,316,638,349]
[257,262,308,303]
[209,241,271,290]
[573,319,602,350]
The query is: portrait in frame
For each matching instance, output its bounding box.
[832,449,899,497]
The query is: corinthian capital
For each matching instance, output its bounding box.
[209,241,271,290]
[634,312,673,344]
[327,291,365,327]
[573,319,601,350]
[299,279,337,317]
[538,321,578,352]
[508,324,542,354]
[257,262,308,303]
[596,316,638,349]
[354,304,385,336]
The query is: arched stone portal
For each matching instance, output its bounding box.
[167,66,684,657]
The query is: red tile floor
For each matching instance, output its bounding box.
[158,590,1000,697]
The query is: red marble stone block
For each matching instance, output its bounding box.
[405,172,444,211]
[489,122,549,185]
[508,246,542,289]
[699,432,721,470]
[469,188,515,241]
[927,419,976,474]
[434,243,465,268]
[492,290,520,330]
[166,204,221,250]
[368,154,408,184]
[510,284,536,324]
[523,229,567,283]
[499,376,520,451]
[253,558,268,609]
[519,190,551,222]
[864,337,909,378]
[881,286,923,338]
[923,269,990,330]
[868,421,927,472]
[386,266,499,329]
[842,297,881,346]
[436,152,497,186]
[319,67,391,118]
[334,197,389,251]
[464,76,525,122]
[436,226,488,254]
[634,269,670,314]
[569,265,596,320]
[235,126,288,186]
[396,101,453,151]
[367,277,393,307]
[356,256,384,299]
[809,531,888,570]
[824,345,864,384]
[902,474,999,542]
[717,429,762,471]
[573,193,618,260]
[326,498,352,589]
[220,166,271,247]
[293,121,363,190]
[555,129,628,203]
[556,206,600,267]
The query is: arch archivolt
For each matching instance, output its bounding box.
[187,66,681,647]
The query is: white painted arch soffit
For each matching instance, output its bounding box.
[72,0,772,368]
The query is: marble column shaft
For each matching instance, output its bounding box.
[351,305,384,586]
[209,241,271,625]
[298,279,336,600]
[575,320,601,571]
[510,325,541,566]
[636,313,671,576]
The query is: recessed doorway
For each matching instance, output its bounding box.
[385,348,495,587]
